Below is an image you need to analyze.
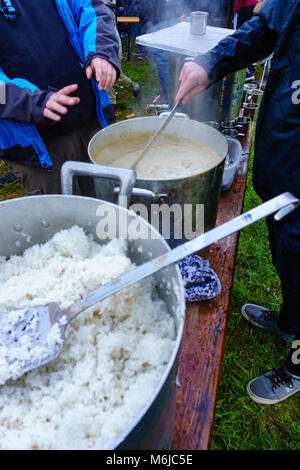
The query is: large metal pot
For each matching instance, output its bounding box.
[168,52,246,123]
[0,163,186,450]
[88,116,228,247]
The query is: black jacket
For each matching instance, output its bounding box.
[197,0,300,201]
[197,0,300,247]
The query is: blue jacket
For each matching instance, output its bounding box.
[0,0,120,169]
[197,0,300,247]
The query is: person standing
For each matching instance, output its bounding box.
[0,0,120,196]
[176,0,300,405]
[234,0,259,79]
[234,0,259,28]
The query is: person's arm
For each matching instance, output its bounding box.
[66,0,121,90]
[0,72,51,125]
[176,0,283,103]
[0,71,80,124]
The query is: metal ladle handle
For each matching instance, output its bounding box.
[131,101,180,171]
[63,192,299,322]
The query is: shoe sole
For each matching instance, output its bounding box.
[241,304,294,342]
[247,379,299,405]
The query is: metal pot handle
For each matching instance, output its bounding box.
[114,187,168,202]
[158,112,190,120]
[60,161,136,209]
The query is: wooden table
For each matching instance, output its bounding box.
[172,131,253,450]
[117,17,140,61]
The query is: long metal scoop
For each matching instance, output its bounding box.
[0,192,298,385]
[131,102,180,171]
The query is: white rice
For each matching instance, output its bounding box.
[0,226,175,450]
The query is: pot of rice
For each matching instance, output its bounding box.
[0,163,185,450]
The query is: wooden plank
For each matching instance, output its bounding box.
[172,131,253,450]
[117,17,140,23]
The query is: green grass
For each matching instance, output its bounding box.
[115,46,162,121]
[0,161,25,201]
[1,43,299,450]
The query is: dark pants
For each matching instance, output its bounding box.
[266,213,300,335]
[266,212,300,375]
[7,114,101,197]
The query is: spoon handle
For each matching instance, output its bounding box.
[131,102,180,171]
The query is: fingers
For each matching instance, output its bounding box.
[175,78,196,103]
[44,107,61,122]
[176,62,210,104]
[103,63,117,91]
[43,84,80,122]
[86,65,93,80]
[88,58,117,90]
[179,62,189,83]
[93,59,104,88]
[54,93,80,107]
[181,85,207,105]
[46,99,68,116]
[58,84,78,96]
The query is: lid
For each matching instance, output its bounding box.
[136,22,234,57]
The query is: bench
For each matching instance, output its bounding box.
[172,130,253,450]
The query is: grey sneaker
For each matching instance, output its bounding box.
[241,304,295,342]
[247,365,300,404]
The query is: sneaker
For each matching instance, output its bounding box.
[241,304,296,342]
[5,171,19,184]
[245,71,255,81]
[0,171,19,186]
[247,365,300,404]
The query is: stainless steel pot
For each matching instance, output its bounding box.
[168,52,247,123]
[88,116,228,247]
[0,163,186,450]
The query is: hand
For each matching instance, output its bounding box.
[175,62,210,105]
[86,58,117,91]
[44,84,80,122]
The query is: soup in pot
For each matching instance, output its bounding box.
[94,135,221,180]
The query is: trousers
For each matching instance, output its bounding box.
[266,211,300,335]
[7,114,101,197]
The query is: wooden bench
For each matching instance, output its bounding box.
[172,131,253,450]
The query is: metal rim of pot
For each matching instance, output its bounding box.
[88,116,228,246]
[88,116,228,184]
[0,162,186,450]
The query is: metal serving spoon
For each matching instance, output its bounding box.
[0,193,298,385]
[130,102,180,171]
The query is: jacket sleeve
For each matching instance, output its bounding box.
[66,0,121,77]
[196,0,283,84]
[0,72,53,125]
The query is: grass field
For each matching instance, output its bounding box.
[1,44,299,450]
